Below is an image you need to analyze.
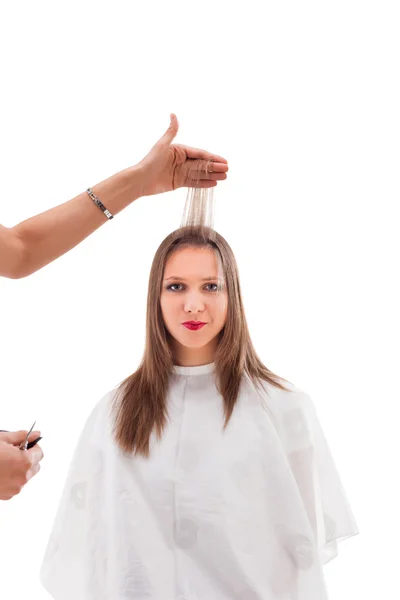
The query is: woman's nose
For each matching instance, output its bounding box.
[184,292,205,313]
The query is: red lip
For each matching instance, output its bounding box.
[182,321,207,331]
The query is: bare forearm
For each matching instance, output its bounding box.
[12,165,143,278]
[1,115,228,279]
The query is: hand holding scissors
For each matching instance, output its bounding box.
[0,426,44,500]
[19,421,42,451]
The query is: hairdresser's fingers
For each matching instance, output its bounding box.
[28,430,41,442]
[27,444,44,467]
[26,462,41,482]
[203,162,229,174]
[209,172,228,181]
[185,160,228,178]
[155,114,179,147]
[191,172,228,182]
[176,144,228,164]
[2,430,41,446]
[188,169,228,181]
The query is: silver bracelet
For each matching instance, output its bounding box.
[86,188,114,220]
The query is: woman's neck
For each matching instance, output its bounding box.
[171,339,217,367]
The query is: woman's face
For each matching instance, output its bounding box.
[160,246,228,362]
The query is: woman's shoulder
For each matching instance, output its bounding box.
[79,389,117,434]
[243,375,314,419]
[243,377,318,448]
[72,389,118,451]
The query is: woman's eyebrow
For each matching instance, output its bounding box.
[164,276,222,282]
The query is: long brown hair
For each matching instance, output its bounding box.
[113,225,288,456]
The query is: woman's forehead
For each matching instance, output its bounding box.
[164,247,221,279]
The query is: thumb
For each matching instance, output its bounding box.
[157,113,179,146]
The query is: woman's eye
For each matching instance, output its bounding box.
[166,283,221,292]
[205,283,219,292]
[167,284,183,292]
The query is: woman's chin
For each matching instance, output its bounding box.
[174,334,214,350]
[179,340,210,350]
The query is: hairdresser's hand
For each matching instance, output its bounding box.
[0,430,43,500]
[137,114,229,197]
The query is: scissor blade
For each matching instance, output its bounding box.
[19,420,36,450]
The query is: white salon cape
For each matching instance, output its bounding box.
[41,363,359,600]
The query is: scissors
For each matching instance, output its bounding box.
[19,421,36,451]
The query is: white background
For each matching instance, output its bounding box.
[0,1,398,598]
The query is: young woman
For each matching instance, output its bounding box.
[0,113,228,501]
[40,225,359,600]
